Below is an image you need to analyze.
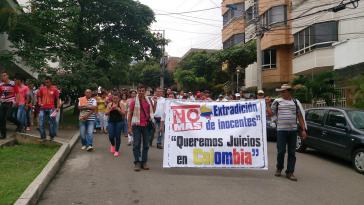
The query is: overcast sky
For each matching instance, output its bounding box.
[17,0,223,57]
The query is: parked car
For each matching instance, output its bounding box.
[297,107,364,174]
[267,116,277,141]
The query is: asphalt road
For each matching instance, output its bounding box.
[38,133,364,205]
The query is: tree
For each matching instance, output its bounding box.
[292,72,338,105]
[6,0,165,98]
[129,60,174,88]
[173,41,256,95]
[350,75,364,108]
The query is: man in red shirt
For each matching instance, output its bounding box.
[14,76,30,132]
[0,71,18,139]
[37,77,60,140]
[128,84,154,171]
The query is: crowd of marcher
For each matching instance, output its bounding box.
[1,70,307,180]
[0,71,62,140]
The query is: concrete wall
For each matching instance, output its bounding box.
[334,38,364,70]
[245,62,257,88]
[293,48,334,74]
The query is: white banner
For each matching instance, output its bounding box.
[163,100,268,169]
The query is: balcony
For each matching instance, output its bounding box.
[259,0,289,15]
[222,17,245,43]
[293,47,334,75]
[261,28,293,50]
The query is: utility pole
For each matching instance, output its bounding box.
[255,0,263,90]
[152,30,166,89]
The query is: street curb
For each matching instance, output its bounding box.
[14,132,80,205]
[0,137,16,148]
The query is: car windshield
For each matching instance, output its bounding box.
[347,110,364,130]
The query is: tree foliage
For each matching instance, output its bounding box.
[292,71,338,105]
[350,75,364,108]
[6,0,165,98]
[129,60,173,89]
[174,41,256,94]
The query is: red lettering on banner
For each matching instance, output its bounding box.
[172,105,202,131]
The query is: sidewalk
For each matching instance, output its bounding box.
[0,124,77,145]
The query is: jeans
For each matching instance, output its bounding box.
[97,112,108,130]
[79,120,95,147]
[132,125,151,164]
[122,118,128,136]
[108,121,123,152]
[39,108,57,139]
[154,118,164,145]
[17,105,27,130]
[276,130,297,174]
[0,102,18,137]
[26,107,32,127]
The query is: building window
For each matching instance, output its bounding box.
[223,3,245,26]
[262,49,277,69]
[223,33,245,49]
[261,5,287,28]
[294,21,338,56]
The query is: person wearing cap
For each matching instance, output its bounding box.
[257,90,265,99]
[266,84,307,181]
[235,93,241,101]
[187,92,195,101]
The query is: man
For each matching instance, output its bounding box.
[37,77,60,140]
[0,71,18,139]
[266,84,307,181]
[14,76,29,132]
[78,89,97,151]
[257,90,265,99]
[151,87,165,149]
[128,84,154,171]
[235,93,241,101]
[187,92,195,101]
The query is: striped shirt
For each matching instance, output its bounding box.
[79,97,97,121]
[0,81,15,103]
[271,98,299,131]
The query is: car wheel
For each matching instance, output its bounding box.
[352,148,364,174]
[296,135,307,153]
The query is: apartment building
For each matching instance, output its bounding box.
[0,0,38,79]
[222,0,293,91]
[292,0,364,75]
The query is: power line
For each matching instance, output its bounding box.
[155,7,220,16]
[158,13,221,27]
[157,27,220,35]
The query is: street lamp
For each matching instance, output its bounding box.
[236,66,242,93]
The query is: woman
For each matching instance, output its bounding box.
[106,93,126,157]
[96,91,108,134]
[120,93,129,139]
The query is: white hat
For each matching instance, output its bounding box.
[276,84,292,92]
[235,93,241,97]
[257,90,264,94]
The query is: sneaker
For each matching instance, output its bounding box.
[26,127,31,131]
[142,163,150,170]
[157,144,163,149]
[286,173,298,181]
[274,169,282,177]
[134,163,141,172]
[81,146,87,150]
[110,146,115,153]
[114,152,119,157]
[87,146,94,152]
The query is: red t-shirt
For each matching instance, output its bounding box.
[37,86,59,109]
[14,85,30,105]
[129,98,150,127]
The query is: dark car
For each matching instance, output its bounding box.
[267,117,277,141]
[296,107,364,174]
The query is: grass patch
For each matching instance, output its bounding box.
[0,143,59,205]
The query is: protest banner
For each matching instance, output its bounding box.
[163,100,268,169]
